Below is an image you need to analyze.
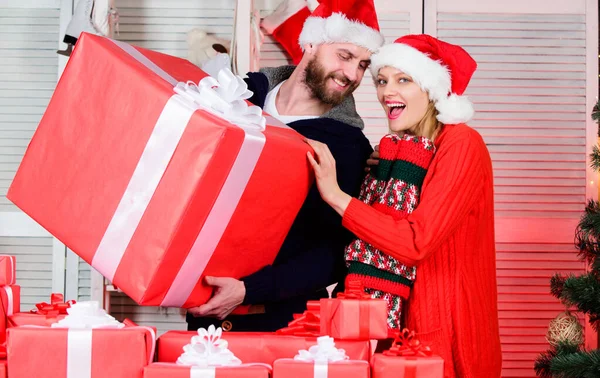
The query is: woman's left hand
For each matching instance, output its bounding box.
[306,139,352,215]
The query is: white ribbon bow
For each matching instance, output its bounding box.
[176,325,242,367]
[294,336,349,363]
[174,68,266,131]
[51,301,124,329]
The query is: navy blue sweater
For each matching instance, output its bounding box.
[187,68,373,332]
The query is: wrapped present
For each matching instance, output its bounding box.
[0,360,5,378]
[371,329,444,378]
[273,336,369,378]
[158,330,371,364]
[0,285,20,345]
[0,256,15,286]
[277,300,321,337]
[8,312,66,327]
[320,281,388,340]
[7,32,313,308]
[7,301,156,378]
[144,363,271,378]
[145,325,271,378]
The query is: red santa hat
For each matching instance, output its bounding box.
[370,34,478,125]
[299,0,384,53]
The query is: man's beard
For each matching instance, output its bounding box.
[303,56,359,106]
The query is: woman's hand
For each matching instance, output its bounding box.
[365,145,380,172]
[305,139,352,216]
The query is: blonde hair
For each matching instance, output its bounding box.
[403,101,443,141]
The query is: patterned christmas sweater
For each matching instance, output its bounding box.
[345,133,435,330]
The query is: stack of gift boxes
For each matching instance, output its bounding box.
[4,32,445,378]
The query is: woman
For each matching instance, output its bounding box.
[306,34,502,378]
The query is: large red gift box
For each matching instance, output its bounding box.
[7,32,312,308]
[7,326,155,378]
[273,359,369,378]
[0,256,15,286]
[371,354,444,378]
[158,331,371,364]
[143,362,271,378]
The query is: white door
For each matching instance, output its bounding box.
[0,0,72,310]
[424,0,598,376]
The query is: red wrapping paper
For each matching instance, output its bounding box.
[0,256,15,286]
[7,327,155,378]
[7,313,66,327]
[143,362,271,378]
[273,359,369,378]
[371,354,444,378]
[7,33,312,308]
[320,297,388,340]
[0,285,20,345]
[157,332,371,364]
[0,360,6,378]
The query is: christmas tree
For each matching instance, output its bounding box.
[534,98,600,378]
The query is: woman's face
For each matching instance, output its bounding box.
[376,66,430,134]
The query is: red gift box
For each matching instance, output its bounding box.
[320,282,388,340]
[0,285,20,345]
[0,360,6,378]
[273,359,369,378]
[371,354,443,378]
[158,332,371,364]
[0,256,15,286]
[7,326,155,378]
[371,329,444,378]
[7,33,312,308]
[143,362,271,378]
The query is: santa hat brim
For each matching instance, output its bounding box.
[298,13,384,53]
[370,43,474,124]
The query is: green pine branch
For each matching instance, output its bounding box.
[575,200,600,267]
[593,98,599,125]
[591,145,600,172]
[550,349,600,378]
[535,342,581,378]
[556,273,600,330]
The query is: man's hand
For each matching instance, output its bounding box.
[187,276,246,320]
[365,144,380,172]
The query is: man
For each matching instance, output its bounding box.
[186,0,383,332]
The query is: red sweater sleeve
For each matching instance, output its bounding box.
[342,131,487,266]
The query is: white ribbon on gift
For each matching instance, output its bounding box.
[3,285,14,316]
[90,39,278,307]
[294,336,349,378]
[39,301,156,378]
[176,325,242,378]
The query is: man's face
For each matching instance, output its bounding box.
[303,43,372,106]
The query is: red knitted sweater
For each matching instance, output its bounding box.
[342,124,502,378]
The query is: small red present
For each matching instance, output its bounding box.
[7,301,156,378]
[273,336,369,378]
[0,285,20,345]
[7,33,312,309]
[320,281,388,340]
[0,256,15,286]
[158,331,371,364]
[0,360,6,378]
[144,363,271,378]
[371,329,444,378]
[8,312,66,327]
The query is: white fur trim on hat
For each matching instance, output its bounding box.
[370,43,474,124]
[435,94,474,124]
[298,13,384,52]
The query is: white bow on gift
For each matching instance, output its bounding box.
[294,336,349,363]
[51,301,124,329]
[176,325,242,367]
[174,68,266,132]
